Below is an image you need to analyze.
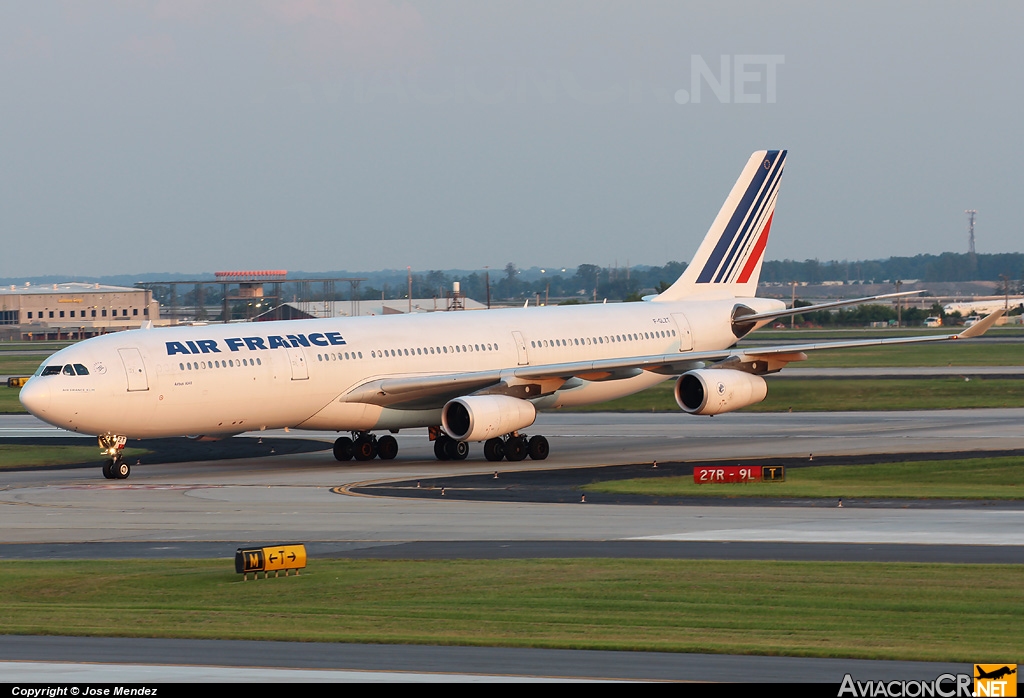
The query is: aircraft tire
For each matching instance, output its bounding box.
[102,461,115,479]
[483,438,504,462]
[445,438,469,461]
[353,436,377,461]
[527,435,549,460]
[504,436,527,462]
[377,435,398,460]
[434,436,450,461]
[333,437,354,461]
[114,460,131,479]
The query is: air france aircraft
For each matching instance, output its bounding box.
[19,150,1002,479]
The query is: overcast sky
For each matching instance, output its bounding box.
[1,2,1021,278]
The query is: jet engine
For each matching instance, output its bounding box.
[442,395,537,442]
[675,369,768,416]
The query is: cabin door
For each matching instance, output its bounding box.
[117,348,149,391]
[671,313,694,351]
[511,331,529,365]
[285,347,309,380]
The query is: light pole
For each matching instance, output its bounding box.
[895,279,902,328]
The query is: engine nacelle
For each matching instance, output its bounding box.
[442,395,537,442]
[675,369,768,416]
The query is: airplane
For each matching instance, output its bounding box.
[975,666,1016,681]
[18,149,1004,479]
[943,298,1024,316]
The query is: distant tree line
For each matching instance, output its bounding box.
[760,253,1024,285]
[5,252,1022,312]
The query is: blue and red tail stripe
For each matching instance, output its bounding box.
[696,150,786,284]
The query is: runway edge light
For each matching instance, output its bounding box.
[235,544,307,580]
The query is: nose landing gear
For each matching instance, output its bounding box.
[99,435,130,479]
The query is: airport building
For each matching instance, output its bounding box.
[0,282,161,340]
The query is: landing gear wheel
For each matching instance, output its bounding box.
[483,438,505,462]
[444,438,469,461]
[352,435,377,461]
[102,460,115,479]
[527,435,549,460]
[113,459,130,479]
[377,435,398,460]
[434,436,451,461]
[504,436,527,462]
[333,436,354,461]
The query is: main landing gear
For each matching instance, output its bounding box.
[433,432,549,462]
[331,430,551,463]
[333,432,399,462]
[99,434,130,479]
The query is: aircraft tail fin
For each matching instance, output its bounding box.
[654,149,786,301]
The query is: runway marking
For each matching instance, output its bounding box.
[58,484,224,491]
[630,530,1024,545]
[0,660,610,683]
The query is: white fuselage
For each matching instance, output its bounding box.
[20,296,784,439]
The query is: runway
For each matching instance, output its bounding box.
[1,409,1021,681]
[1,410,1022,547]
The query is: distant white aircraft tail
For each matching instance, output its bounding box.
[655,149,786,301]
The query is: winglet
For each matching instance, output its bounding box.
[955,309,1004,338]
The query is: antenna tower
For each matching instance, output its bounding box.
[965,209,977,256]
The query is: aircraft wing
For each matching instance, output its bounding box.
[340,309,1004,409]
[736,290,923,323]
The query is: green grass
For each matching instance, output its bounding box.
[791,342,1024,368]
[563,377,1024,412]
[0,342,75,353]
[0,355,45,375]
[0,444,149,469]
[0,559,1020,661]
[0,387,26,413]
[584,456,1024,499]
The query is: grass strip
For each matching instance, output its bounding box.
[0,444,149,469]
[583,456,1024,499]
[0,559,1020,662]
[563,377,1024,413]
[788,342,1024,368]
[0,356,45,375]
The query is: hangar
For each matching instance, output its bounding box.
[0,282,161,340]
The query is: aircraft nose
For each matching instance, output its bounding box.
[18,378,50,416]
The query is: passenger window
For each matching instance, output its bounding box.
[73,364,89,375]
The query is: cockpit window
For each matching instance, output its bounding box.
[62,365,75,376]
[41,365,63,376]
[74,364,89,376]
